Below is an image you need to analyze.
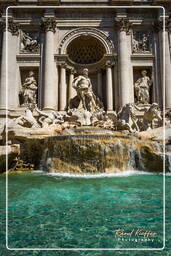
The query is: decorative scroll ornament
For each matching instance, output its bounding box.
[115,17,131,34]
[41,17,56,33]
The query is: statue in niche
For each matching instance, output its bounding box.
[70,68,103,112]
[134,70,152,105]
[20,31,39,53]
[20,71,38,107]
[132,32,151,53]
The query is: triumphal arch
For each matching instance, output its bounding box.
[0,0,171,130]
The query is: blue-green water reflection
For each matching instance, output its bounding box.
[0,172,171,255]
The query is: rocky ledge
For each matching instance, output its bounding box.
[1,125,170,174]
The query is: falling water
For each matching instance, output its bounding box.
[39,128,166,174]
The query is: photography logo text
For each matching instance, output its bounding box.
[114,228,157,243]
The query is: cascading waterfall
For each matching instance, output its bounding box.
[39,128,167,174]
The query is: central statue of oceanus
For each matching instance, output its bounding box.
[70,68,103,112]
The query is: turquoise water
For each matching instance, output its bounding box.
[0,172,171,255]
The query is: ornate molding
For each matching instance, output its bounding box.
[115,17,131,34]
[41,17,56,33]
[59,27,115,55]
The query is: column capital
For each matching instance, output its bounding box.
[8,19,19,36]
[41,17,56,33]
[115,17,131,34]
[70,67,76,74]
[106,60,115,68]
[60,62,67,69]
[153,17,171,33]
[96,68,102,73]
[0,20,5,32]
[166,17,171,33]
[0,19,19,35]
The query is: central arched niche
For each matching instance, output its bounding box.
[67,35,106,65]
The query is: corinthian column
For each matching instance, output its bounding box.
[59,63,67,111]
[97,69,102,99]
[68,68,76,102]
[158,18,171,109]
[106,61,113,111]
[42,18,57,110]
[116,17,134,107]
[0,19,19,110]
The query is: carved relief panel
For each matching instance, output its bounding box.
[132,31,152,54]
[20,30,40,53]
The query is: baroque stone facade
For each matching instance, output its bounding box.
[0,0,171,127]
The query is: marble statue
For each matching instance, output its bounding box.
[134,70,152,105]
[8,108,40,129]
[72,68,103,112]
[142,103,162,130]
[35,108,64,128]
[20,31,39,52]
[21,71,38,107]
[117,103,139,132]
